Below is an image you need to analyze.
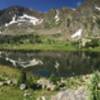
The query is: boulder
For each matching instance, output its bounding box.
[23,90,31,97]
[37,96,46,100]
[51,87,88,100]
[12,79,18,85]
[6,80,12,85]
[20,83,27,90]
[0,81,4,86]
[37,78,55,91]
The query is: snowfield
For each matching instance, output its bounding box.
[19,14,43,25]
[55,10,60,22]
[5,14,43,27]
[71,28,83,39]
[95,6,100,11]
[5,15,17,27]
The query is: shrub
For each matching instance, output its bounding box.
[0,34,42,44]
[88,71,100,100]
[85,39,99,48]
[18,71,27,85]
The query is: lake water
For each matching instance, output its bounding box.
[0,51,100,77]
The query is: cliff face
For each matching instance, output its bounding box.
[0,0,100,40]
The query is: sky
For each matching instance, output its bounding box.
[0,0,85,12]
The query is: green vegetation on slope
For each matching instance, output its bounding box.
[0,34,100,52]
[0,65,100,99]
[0,65,21,81]
[0,65,93,100]
[88,71,100,100]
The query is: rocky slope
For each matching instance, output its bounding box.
[0,0,100,40]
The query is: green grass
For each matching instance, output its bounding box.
[0,65,21,81]
[0,43,100,52]
[88,71,100,100]
[0,86,24,100]
[0,65,100,100]
[0,74,91,100]
[0,43,77,51]
[0,65,55,100]
[0,86,56,100]
[0,64,92,100]
[0,32,100,52]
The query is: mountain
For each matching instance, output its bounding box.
[0,0,100,41]
[0,6,44,25]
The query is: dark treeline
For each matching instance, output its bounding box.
[0,34,42,44]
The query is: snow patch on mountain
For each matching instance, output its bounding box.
[55,10,60,22]
[19,14,43,25]
[71,8,76,11]
[5,15,17,27]
[71,28,83,39]
[5,14,43,27]
[95,6,100,11]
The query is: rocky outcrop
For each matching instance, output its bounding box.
[51,87,88,100]
[0,0,99,40]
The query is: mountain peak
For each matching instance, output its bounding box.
[81,0,100,7]
[0,1,100,38]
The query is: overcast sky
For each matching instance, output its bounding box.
[0,0,85,12]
